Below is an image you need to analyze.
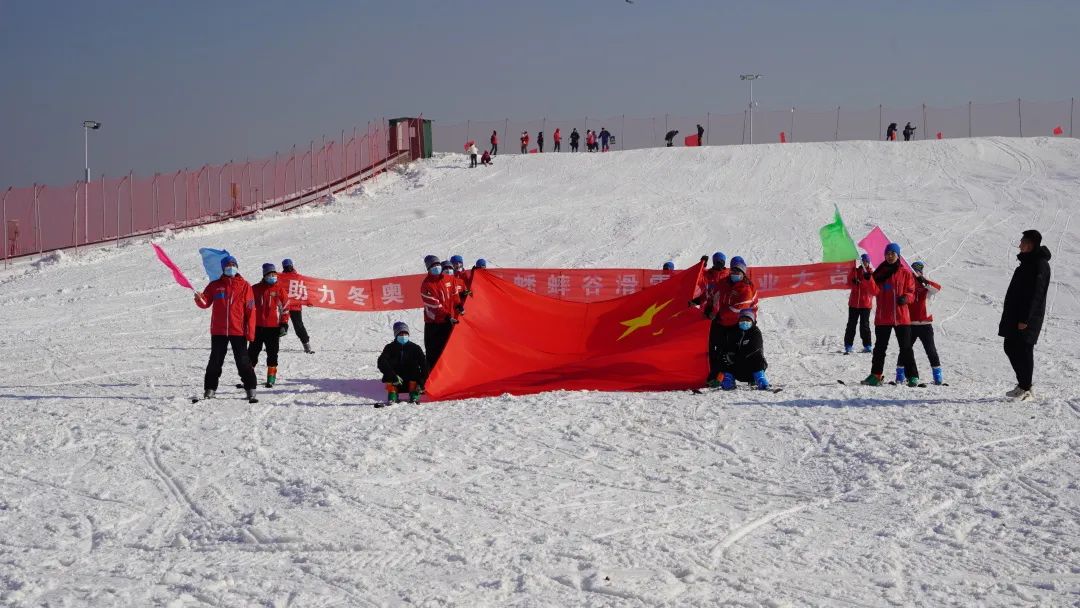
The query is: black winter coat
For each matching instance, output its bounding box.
[720,324,768,382]
[999,245,1052,344]
[377,340,430,385]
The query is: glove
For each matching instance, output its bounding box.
[279,324,289,337]
[394,375,403,386]
[897,295,908,305]
[455,304,465,315]
[853,277,860,285]
[449,318,459,325]
[916,276,928,285]
[461,289,472,297]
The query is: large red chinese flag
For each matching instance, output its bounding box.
[425,262,710,401]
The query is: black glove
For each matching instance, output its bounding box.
[897,295,908,305]
[279,324,289,337]
[916,276,928,285]
[455,304,465,315]
[449,318,460,325]
[853,277,860,285]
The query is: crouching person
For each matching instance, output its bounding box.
[718,309,770,391]
[375,322,429,407]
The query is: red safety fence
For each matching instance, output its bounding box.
[2,120,421,262]
[430,97,1077,153]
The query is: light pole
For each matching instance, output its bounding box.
[739,74,762,144]
[82,121,101,243]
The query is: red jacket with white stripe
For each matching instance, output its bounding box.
[421,274,461,324]
[706,277,759,327]
[848,265,878,309]
[196,275,256,340]
[909,277,941,324]
[872,264,916,326]
[252,281,291,328]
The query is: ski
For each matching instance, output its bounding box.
[691,386,782,394]
[888,381,928,388]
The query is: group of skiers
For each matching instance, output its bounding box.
[483,128,612,158]
[885,122,918,141]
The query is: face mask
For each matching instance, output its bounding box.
[442,268,455,276]
[429,267,442,276]
[454,264,464,272]
[738,321,753,331]
[265,276,277,285]
[730,273,743,282]
[223,267,238,277]
[396,335,409,345]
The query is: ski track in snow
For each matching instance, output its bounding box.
[1,138,1079,606]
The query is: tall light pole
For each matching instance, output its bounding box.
[82,121,101,243]
[739,74,762,144]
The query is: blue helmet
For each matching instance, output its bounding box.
[885,243,901,256]
[729,256,747,274]
[261,263,276,276]
[712,251,726,266]
[474,258,488,268]
[912,260,925,272]
[221,255,238,270]
[860,253,871,263]
[662,261,675,271]
[450,254,464,265]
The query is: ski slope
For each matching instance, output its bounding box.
[1,138,1079,606]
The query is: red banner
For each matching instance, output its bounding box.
[285,262,854,313]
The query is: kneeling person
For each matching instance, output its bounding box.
[719,309,770,390]
[376,322,429,406]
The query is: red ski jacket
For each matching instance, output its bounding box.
[252,281,292,328]
[873,264,916,326]
[421,274,461,324]
[847,265,878,309]
[277,270,308,312]
[196,275,256,340]
[706,278,759,327]
[521,134,529,146]
[491,133,498,145]
[553,129,562,143]
[909,278,941,324]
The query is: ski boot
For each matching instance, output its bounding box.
[303,342,314,354]
[245,388,258,404]
[266,366,277,388]
[895,367,906,384]
[906,376,921,387]
[753,370,771,390]
[862,344,873,353]
[203,389,215,400]
[861,373,884,386]
[1006,385,1025,398]
[932,367,943,385]
[706,376,721,389]
[844,344,854,355]
[1017,388,1035,401]
[721,372,736,391]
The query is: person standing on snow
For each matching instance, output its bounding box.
[599,128,612,152]
[570,128,580,152]
[899,261,944,385]
[490,130,499,156]
[703,256,758,388]
[999,230,1052,401]
[717,309,771,390]
[537,131,545,153]
[248,263,291,388]
[467,142,479,168]
[195,255,259,402]
[553,128,562,152]
[886,122,898,141]
[862,243,918,386]
[696,123,705,146]
[520,131,530,154]
[375,322,429,407]
[278,259,314,354]
[420,260,462,367]
[586,130,597,152]
[664,129,679,147]
[903,122,917,141]
[844,253,877,354]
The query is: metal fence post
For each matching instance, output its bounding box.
[878,104,883,140]
[101,174,106,237]
[1071,97,1075,137]
[34,184,43,255]
[2,188,9,265]
[621,114,625,149]
[790,107,795,143]
[834,106,840,141]
[116,177,123,247]
[922,103,927,140]
[73,185,80,252]
[128,171,134,235]
[1018,98,1023,137]
[152,174,159,228]
[706,112,711,145]
[968,101,973,137]
[741,111,746,145]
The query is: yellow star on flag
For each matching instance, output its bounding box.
[617,299,672,341]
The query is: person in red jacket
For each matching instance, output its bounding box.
[520,131,529,154]
[195,255,259,402]
[553,128,562,152]
[420,260,462,367]
[899,261,944,385]
[844,253,877,354]
[490,130,498,156]
[277,259,314,354]
[703,256,758,387]
[689,251,729,307]
[862,243,918,386]
[248,263,291,388]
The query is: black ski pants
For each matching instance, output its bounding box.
[706,323,732,384]
[1003,338,1034,390]
[424,321,454,368]
[901,324,940,369]
[491,143,497,156]
[248,326,281,368]
[290,309,310,344]
[571,142,578,152]
[470,154,477,167]
[554,142,561,152]
[871,325,918,378]
[206,335,257,391]
[844,307,872,347]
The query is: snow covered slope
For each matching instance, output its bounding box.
[1,138,1078,606]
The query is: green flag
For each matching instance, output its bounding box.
[819,205,859,262]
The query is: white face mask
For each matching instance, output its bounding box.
[223,267,238,277]
[442,268,454,276]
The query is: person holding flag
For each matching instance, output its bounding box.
[899,261,944,385]
[862,243,919,386]
[278,258,314,354]
[844,253,877,354]
[703,256,758,387]
[195,255,259,402]
[248,263,291,388]
[420,259,461,367]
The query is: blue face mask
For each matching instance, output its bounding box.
[265,276,277,285]
[223,267,238,277]
[730,273,743,283]
[442,268,455,276]
[738,321,753,331]
[429,267,442,276]
[396,335,409,345]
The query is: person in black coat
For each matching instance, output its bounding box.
[886,122,898,140]
[664,129,679,147]
[569,128,580,152]
[999,230,1052,400]
[376,321,430,406]
[537,131,544,153]
[903,122,917,141]
[696,123,705,145]
[717,309,771,390]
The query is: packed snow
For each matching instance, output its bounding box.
[1,138,1079,606]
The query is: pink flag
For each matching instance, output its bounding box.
[857,226,911,271]
[151,243,194,290]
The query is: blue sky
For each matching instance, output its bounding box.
[2,0,1077,187]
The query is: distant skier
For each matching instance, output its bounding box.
[999,229,1052,401]
[587,130,597,152]
[886,122,898,141]
[717,309,771,390]
[903,122,917,141]
[537,131,544,153]
[490,130,498,156]
[278,259,314,354]
[703,256,758,387]
[467,142,479,168]
[375,322,429,407]
[420,260,462,367]
[899,261,944,385]
[520,131,529,154]
[570,128,580,152]
[553,128,562,152]
[480,149,492,166]
[861,243,918,386]
[248,263,291,388]
[696,123,705,146]
[195,255,258,402]
[599,128,611,152]
[844,253,876,354]
[664,129,679,147]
